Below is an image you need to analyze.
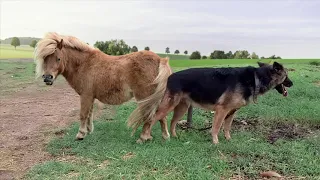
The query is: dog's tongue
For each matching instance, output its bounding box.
[282,85,288,97]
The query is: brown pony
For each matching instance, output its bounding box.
[34,32,172,142]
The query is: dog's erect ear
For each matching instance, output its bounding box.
[57,39,63,50]
[273,61,283,72]
[257,61,268,67]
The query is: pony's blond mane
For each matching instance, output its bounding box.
[34,32,93,78]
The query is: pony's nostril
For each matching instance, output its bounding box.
[49,75,53,79]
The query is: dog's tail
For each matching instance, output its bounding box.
[127,57,172,134]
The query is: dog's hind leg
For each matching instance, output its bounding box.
[223,109,237,141]
[170,100,190,137]
[211,105,229,144]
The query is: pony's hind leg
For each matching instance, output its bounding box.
[138,92,182,143]
[159,117,169,140]
[76,96,94,140]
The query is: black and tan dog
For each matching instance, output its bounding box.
[152,61,293,144]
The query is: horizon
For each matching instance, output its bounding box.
[1,0,319,58]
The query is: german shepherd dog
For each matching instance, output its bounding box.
[151,61,293,144]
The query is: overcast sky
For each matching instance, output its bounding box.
[1,0,319,58]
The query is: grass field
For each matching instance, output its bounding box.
[0,44,35,59]
[1,46,320,179]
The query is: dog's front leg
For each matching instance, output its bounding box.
[211,106,229,144]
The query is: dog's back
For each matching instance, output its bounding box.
[167,66,257,104]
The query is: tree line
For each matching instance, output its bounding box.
[5,37,281,59]
[4,37,38,50]
[189,50,281,60]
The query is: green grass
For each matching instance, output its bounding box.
[0,61,36,94]
[169,59,320,67]
[157,53,190,60]
[0,44,34,59]
[23,62,320,179]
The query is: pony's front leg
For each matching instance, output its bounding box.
[86,104,94,133]
[76,96,94,140]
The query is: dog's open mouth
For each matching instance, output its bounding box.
[281,84,288,97]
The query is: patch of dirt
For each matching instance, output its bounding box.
[0,170,15,180]
[0,81,110,179]
[0,83,80,179]
[97,160,110,169]
[177,116,260,132]
[287,68,296,71]
[122,152,135,161]
[314,81,320,87]
[267,123,312,144]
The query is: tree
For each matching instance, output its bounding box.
[261,56,265,59]
[202,55,207,59]
[210,50,226,59]
[189,51,201,60]
[234,50,250,59]
[241,50,250,59]
[266,55,282,59]
[251,52,259,59]
[144,46,150,51]
[226,51,233,59]
[30,40,37,48]
[165,47,170,54]
[184,50,188,55]
[174,50,180,55]
[11,37,20,49]
[94,41,109,53]
[94,39,131,55]
[131,46,138,52]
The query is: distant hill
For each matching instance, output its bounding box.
[157,53,190,60]
[0,37,41,45]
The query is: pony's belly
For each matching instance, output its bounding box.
[96,87,134,105]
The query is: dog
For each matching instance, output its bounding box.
[152,61,293,144]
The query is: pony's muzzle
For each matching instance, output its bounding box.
[42,74,54,85]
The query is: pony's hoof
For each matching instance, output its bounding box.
[212,138,219,145]
[76,132,86,140]
[136,136,153,144]
[162,134,170,140]
[136,138,144,144]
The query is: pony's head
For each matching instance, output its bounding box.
[34,32,92,85]
[41,39,64,85]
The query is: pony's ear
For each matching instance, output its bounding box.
[57,39,63,50]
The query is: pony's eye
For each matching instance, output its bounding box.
[57,58,60,61]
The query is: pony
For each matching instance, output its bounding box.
[34,32,172,142]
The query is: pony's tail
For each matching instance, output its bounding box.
[127,57,172,134]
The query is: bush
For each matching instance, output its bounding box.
[309,61,320,66]
[190,51,201,60]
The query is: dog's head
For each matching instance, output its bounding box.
[258,61,293,97]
